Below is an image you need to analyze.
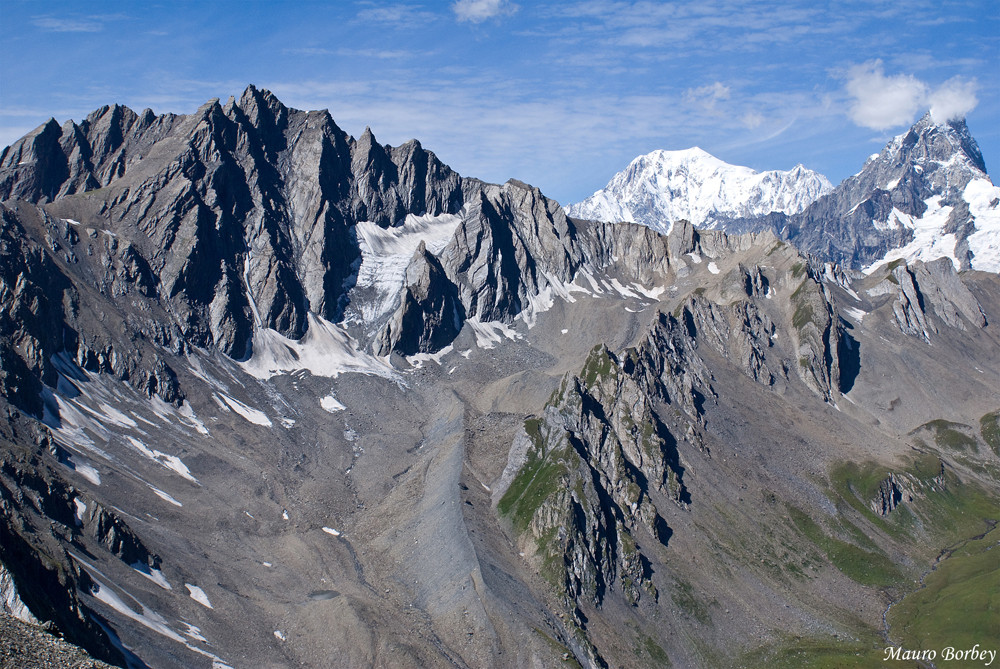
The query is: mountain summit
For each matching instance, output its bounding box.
[779,113,999,272]
[566,147,833,233]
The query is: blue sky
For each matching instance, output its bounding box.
[2,0,998,205]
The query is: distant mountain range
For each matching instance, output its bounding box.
[567,114,999,273]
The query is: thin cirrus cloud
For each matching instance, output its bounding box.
[30,13,127,32]
[284,47,421,60]
[845,60,979,130]
[684,82,731,113]
[452,0,519,23]
[355,3,438,26]
[31,16,104,32]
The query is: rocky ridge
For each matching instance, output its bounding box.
[776,113,999,272]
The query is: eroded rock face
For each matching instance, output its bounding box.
[777,115,992,271]
[0,425,144,667]
[495,313,717,621]
[3,87,1000,669]
[870,474,903,516]
[678,292,778,387]
[865,257,987,342]
[0,203,183,416]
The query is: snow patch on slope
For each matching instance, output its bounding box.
[467,317,521,349]
[865,196,958,272]
[320,395,345,413]
[149,485,183,507]
[213,393,272,427]
[964,178,1000,272]
[241,313,396,381]
[126,436,198,483]
[185,584,213,609]
[353,211,464,321]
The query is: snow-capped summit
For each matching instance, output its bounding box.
[565,147,833,234]
[780,113,999,273]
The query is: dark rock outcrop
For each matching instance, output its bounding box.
[376,241,465,356]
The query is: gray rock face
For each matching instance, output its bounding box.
[864,257,987,341]
[496,337,700,617]
[439,179,583,322]
[350,129,464,229]
[0,87,487,417]
[869,474,903,516]
[0,104,172,204]
[0,202,183,416]
[0,89,599,397]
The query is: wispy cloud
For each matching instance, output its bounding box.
[30,13,128,33]
[845,60,979,130]
[452,0,519,23]
[741,112,764,129]
[32,16,104,32]
[685,82,731,113]
[284,47,425,59]
[355,3,438,26]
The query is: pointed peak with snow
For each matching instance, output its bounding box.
[782,112,998,273]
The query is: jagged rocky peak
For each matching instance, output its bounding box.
[777,112,999,273]
[863,257,987,341]
[494,337,702,622]
[873,112,987,183]
[237,84,288,133]
[565,146,832,233]
[0,86,614,410]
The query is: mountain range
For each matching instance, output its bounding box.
[568,114,1000,274]
[0,87,998,669]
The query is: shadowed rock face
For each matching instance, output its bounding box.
[0,85,789,421]
[2,88,999,669]
[0,86,466,355]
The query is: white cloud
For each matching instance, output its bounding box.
[741,111,764,129]
[452,0,519,23]
[685,82,731,112]
[845,60,927,130]
[845,61,979,130]
[928,76,978,123]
